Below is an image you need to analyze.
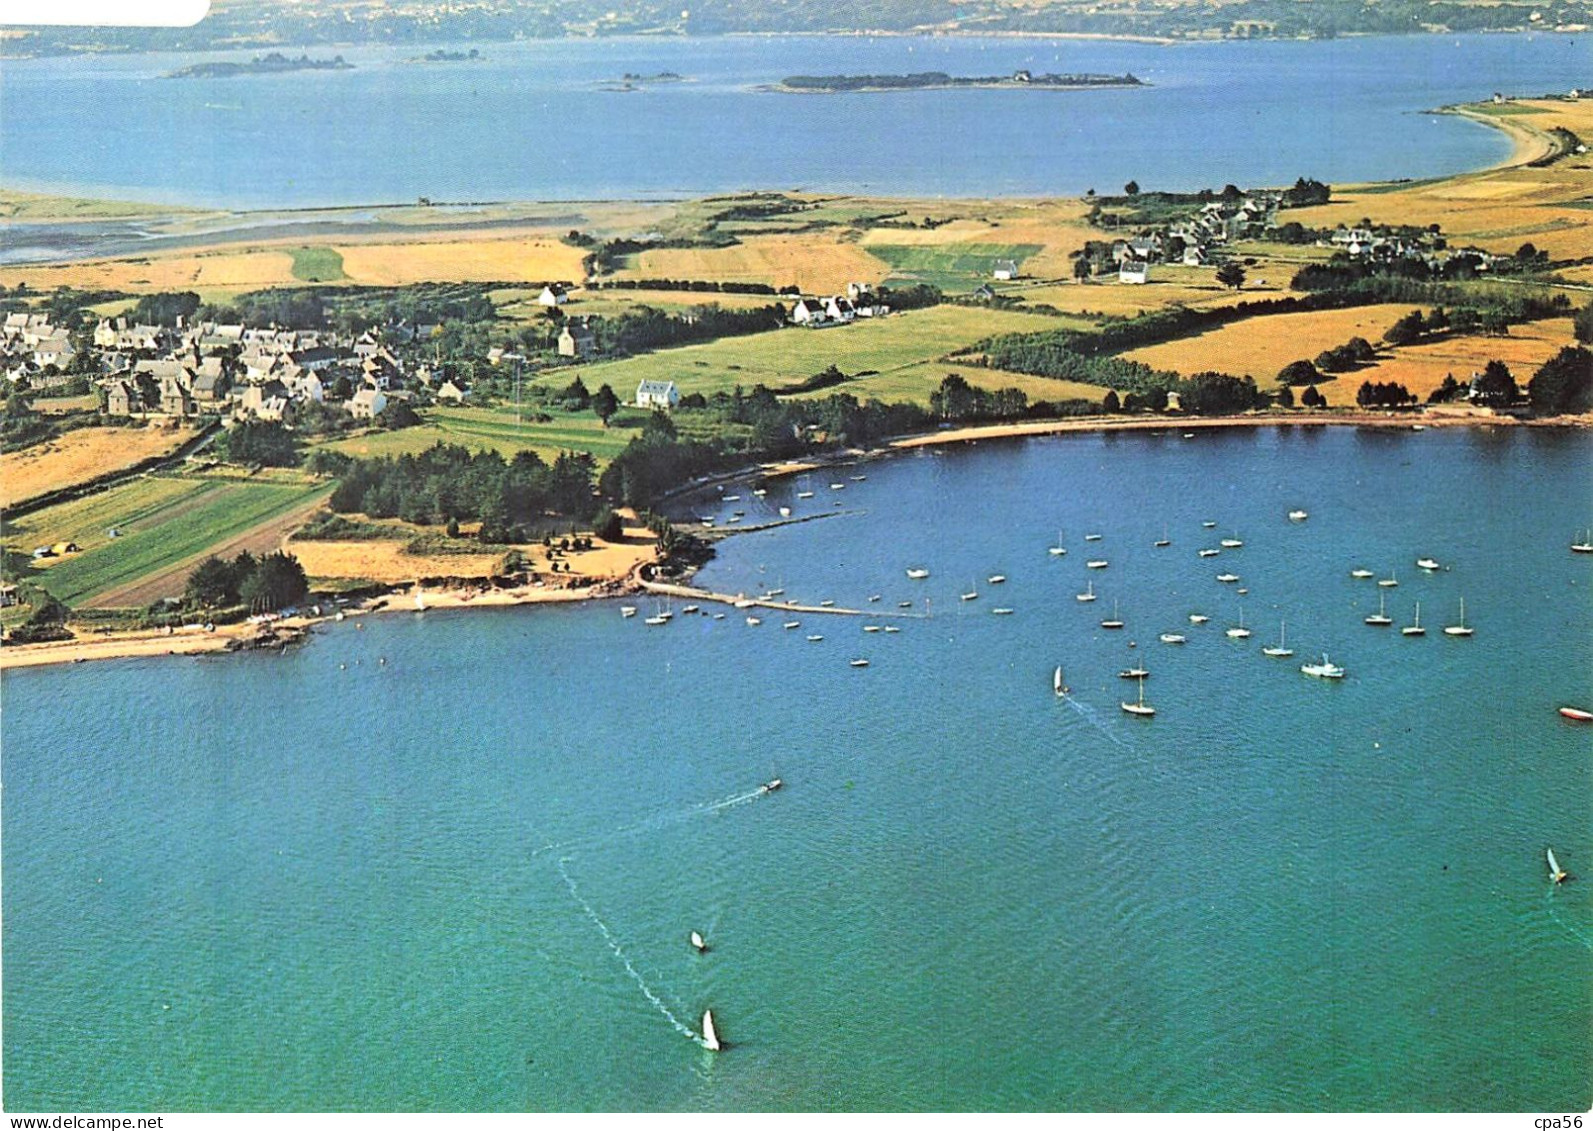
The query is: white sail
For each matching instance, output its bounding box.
[1054,666,1065,695]
[1548,848,1565,883]
[691,931,706,952]
[702,1009,721,1051]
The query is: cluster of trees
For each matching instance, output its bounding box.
[1314,336,1378,373]
[1526,347,1593,415]
[184,550,309,613]
[214,420,302,467]
[1174,372,1265,415]
[4,591,72,645]
[929,374,1031,421]
[328,443,600,541]
[1354,380,1417,408]
[1282,178,1331,207]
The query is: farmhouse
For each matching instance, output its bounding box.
[992,259,1019,281]
[635,379,680,410]
[558,320,597,358]
[538,284,569,307]
[1119,259,1150,285]
[347,386,389,420]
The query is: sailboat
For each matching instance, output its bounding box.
[1402,602,1426,636]
[1101,599,1124,629]
[1076,581,1098,603]
[1198,548,1221,558]
[1220,531,1244,548]
[1154,527,1171,548]
[1120,678,1155,717]
[1049,531,1067,556]
[1573,530,1593,554]
[1443,598,1474,637]
[1548,848,1569,885]
[988,573,1007,584]
[1085,533,1103,542]
[1225,608,1251,639]
[1262,620,1293,657]
[702,1009,722,1052]
[1086,559,1109,569]
[961,581,979,601]
[1217,572,1240,583]
[1365,591,1393,626]
[1054,665,1069,696]
[1378,569,1399,588]
[690,931,708,953]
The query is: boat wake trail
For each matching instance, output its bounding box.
[555,855,706,1045]
[1063,694,1135,751]
[532,787,769,859]
[1545,887,1593,951]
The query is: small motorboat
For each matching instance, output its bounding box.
[1350,568,1374,579]
[1220,535,1243,549]
[1217,573,1240,583]
[1118,666,1150,679]
[806,634,824,642]
[1301,654,1345,679]
[868,595,881,603]
[850,659,870,668]
[1085,533,1103,542]
[761,778,783,794]
[1202,521,1217,528]
[884,625,900,633]
[745,616,762,626]
[1198,548,1220,558]
[991,607,1014,616]
[906,568,930,580]
[1159,633,1186,644]
[1289,510,1308,522]
[1086,560,1109,570]
[1416,557,1440,571]
[682,605,700,614]
[819,599,835,607]
[1189,614,1210,624]
[898,601,913,608]
[797,490,815,499]
[863,624,882,632]
[784,621,801,630]
[621,606,637,618]
[988,574,1007,584]
[850,475,867,482]
[1559,706,1593,722]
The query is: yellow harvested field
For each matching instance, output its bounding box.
[1316,317,1576,406]
[332,236,588,286]
[1019,277,1284,318]
[287,539,507,584]
[627,234,890,294]
[1126,303,1417,378]
[1,425,196,509]
[1,249,299,293]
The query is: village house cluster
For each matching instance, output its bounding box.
[63,316,471,423]
[2,312,81,388]
[788,283,889,327]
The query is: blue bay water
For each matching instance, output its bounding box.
[0,34,1587,209]
[3,426,1591,1111]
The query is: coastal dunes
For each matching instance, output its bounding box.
[0,424,195,509]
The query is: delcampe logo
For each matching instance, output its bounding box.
[0,0,209,25]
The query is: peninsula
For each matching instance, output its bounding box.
[770,70,1145,93]
[166,53,354,79]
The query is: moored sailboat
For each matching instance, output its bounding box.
[1402,602,1425,636]
[1121,677,1155,717]
[1365,591,1393,626]
[1262,620,1293,657]
[1443,598,1474,637]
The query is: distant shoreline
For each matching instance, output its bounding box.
[764,72,1145,94]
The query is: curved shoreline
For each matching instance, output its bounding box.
[1434,104,1560,170]
[5,408,1586,672]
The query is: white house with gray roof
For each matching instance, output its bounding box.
[635,379,680,410]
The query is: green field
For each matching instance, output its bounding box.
[550,306,1077,402]
[324,406,643,465]
[289,246,347,283]
[10,477,328,606]
[868,243,1045,290]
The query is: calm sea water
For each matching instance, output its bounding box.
[4,426,1591,1111]
[1,34,1587,209]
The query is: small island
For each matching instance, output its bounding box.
[166,53,354,79]
[770,70,1144,93]
[408,48,484,64]
[599,71,688,92]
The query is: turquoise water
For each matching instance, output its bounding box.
[4,426,1591,1111]
[1,34,1586,210]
